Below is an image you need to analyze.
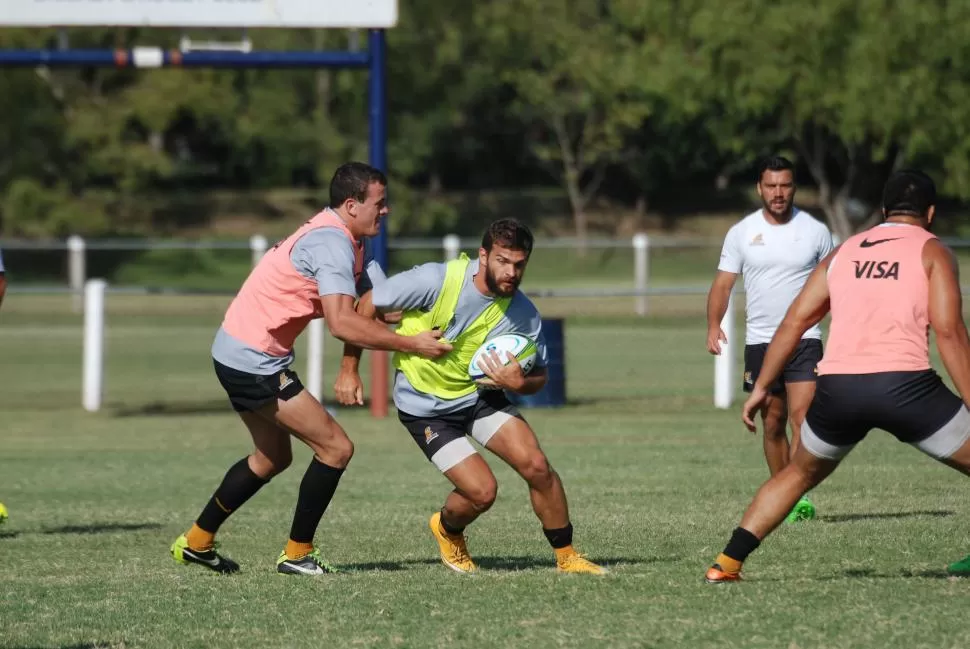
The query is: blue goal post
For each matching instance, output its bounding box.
[0,0,398,417]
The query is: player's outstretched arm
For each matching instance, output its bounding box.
[741,254,833,430]
[926,240,970,407]
[321,293,451,358]
[706,271,737,355]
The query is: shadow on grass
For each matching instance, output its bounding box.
[111,399,380,418]
[0,530,20,539]
[818,510,954,523]
[41,522,163,535]
[342,555,662,573]
[475,555,658,571]
[342,558,440,572]
[812,567,955,581]
[112,400,229,418]
[10,644,124,649]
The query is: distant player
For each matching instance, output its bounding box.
[342,219,605,575]
[171,162,451,575]
[706,170,970,582]
[706,156,834,521]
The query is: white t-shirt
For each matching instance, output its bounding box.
[718,208,834,345]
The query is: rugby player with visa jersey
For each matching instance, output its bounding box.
[706,156,834,521]
[171,162,452,576]
[337,218,607,575]
[707,170,970,582]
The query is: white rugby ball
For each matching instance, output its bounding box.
[468,333,538,381]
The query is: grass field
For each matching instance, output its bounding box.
[2,294,970,649]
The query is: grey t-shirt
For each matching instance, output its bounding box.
[372,259,548,417]
[212,224,386,374]
[0,246,5,272]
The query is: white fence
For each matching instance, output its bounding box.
[3,233,682,306]
[21,233,717,413]
[31,232,970,414]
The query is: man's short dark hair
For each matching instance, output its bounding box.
[482,218,534,256]
[758,156,795,183]
[329,162,388,207]
[883,169,936,217]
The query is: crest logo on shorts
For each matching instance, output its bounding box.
[749,233,765,246]
[424,426,439,445]
[279,372,294,391]
[744,371,753,384]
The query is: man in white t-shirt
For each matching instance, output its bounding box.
[706,156,834,522]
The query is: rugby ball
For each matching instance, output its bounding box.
[468,333,538,381]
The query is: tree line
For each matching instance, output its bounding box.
[0,0,969,242]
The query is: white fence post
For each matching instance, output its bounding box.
[307,318,324,401]
[83,278,107,413]
[633,233,649,316]
[714,291,735,409]
[68,235,86,313]
[250,234,268,266]
[443,234,461,261]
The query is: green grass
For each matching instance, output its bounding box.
[2,295,970,649]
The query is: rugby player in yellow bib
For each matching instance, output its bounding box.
[343,219,606,575]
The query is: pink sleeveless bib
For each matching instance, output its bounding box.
[222,209,364,356]
[818,223,935,375]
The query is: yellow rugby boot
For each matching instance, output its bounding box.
[429,512,477,574]
[555,547,608,575]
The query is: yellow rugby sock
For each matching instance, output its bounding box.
[285,540,314,560]
[186,523,215,552]
[714,553,742,574]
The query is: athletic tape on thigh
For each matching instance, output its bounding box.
[800,420,855,461]
[914,406,970,459]
[470,410,515,446]
[430,438,477,473]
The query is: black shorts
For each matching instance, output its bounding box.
[743,339,823,395]
[213,359,305,412]
[398,391,524,472]
[802,370,968,460]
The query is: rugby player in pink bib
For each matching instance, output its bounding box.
[171,162,451,575]
[706,170,970,582]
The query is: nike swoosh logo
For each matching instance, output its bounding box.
[286,562,325,575]
[184,549,222,567]
[859,237,902,248]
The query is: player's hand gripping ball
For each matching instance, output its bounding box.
[468,333,537,384]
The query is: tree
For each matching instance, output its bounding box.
[680,0,962,240]
[474,0,652,252]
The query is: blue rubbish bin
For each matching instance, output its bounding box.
[509,318,566,408]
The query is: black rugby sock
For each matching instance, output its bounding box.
[196,457,270,533]
[288,458,345,543]
[543,523,574,549]
[722,527,761,563]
